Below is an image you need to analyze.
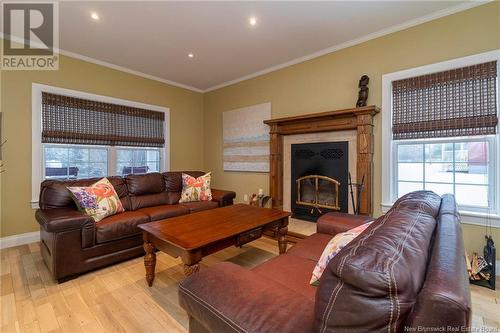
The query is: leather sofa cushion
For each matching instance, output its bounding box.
[164,172,182,192]
[127,172,206,209]
[163,171,205,192]
[180,201,218,213]
[179,262,316,333]
[126,173,165,195]
[166,192,181,205]
[251,254,317,301]
[404,194,471,330]
[210,189,236,207]
[315,191,442,332]
[39,176,131,210]
[137,204,189,221]
[287,233,332,262]
[95,211,150,243]
[317,212,374,236]
[130,192,171,211]
[36,208,94,233]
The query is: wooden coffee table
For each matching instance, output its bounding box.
[138,204,290,286]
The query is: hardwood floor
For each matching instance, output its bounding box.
[1,238,499,332]
[288,217,316,236]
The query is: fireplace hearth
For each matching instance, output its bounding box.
[291,141,348,221]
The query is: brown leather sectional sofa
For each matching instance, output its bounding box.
[179,191,471,333]
[36,171,236,282]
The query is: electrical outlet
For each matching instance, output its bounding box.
[243,194,249,202]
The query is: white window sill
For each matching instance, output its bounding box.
[381,203,500,228]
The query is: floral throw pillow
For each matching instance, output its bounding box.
[179,172,212,203]
[67,178,124,222]
[310,221,373,286]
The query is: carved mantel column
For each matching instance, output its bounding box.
[356,113,375,215]
[264,105,380,217]
[269,124,284,209]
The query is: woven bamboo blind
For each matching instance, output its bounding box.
[42,92,165,147]
[392,61,498,140]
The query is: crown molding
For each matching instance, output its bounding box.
[1,1,489,94]
[58,49,204,93]
[203,1,489,93]
[0,33,204,93]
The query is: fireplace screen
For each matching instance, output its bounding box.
[296,175,340,213]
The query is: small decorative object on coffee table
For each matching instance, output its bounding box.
[138,204,290,286]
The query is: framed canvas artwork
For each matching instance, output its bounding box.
[223,102,271,172]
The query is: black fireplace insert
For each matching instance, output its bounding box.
[291,141,348,221]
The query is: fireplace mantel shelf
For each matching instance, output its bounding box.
[264,105,380,127]
[264,105,380,216]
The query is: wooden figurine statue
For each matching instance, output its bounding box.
[356,75,370,107]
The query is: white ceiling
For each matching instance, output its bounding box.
[17,1,486,91]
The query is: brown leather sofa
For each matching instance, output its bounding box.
[36,171,236,282]
[179,191,471,333]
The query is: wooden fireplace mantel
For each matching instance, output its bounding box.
[264,105,380,216]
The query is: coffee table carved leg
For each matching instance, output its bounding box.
[183,263,200,276]
[144,241,156,287]
[278,225,288,254]
[181,251,202,277]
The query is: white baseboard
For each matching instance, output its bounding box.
[0,231,40,249]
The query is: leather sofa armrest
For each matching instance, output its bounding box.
[179,262,315,333]
[36,208,94,233]
[211,189,236,207]
[317,212,374,235]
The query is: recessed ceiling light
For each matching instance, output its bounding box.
[188,53,194,58]
[91,12,99,20]
[249,17,257,26]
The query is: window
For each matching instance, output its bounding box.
[42,145,162,180]
[116,148,161,176]
[382,51,500,219]
[44,145,108,179]
[32,84,170,206]
[395,138,494,211]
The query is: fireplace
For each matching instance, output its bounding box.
[291,141,348,221]
[264,105,379,227]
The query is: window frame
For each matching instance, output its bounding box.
[32,83,170,208]
[381,50,500,227]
